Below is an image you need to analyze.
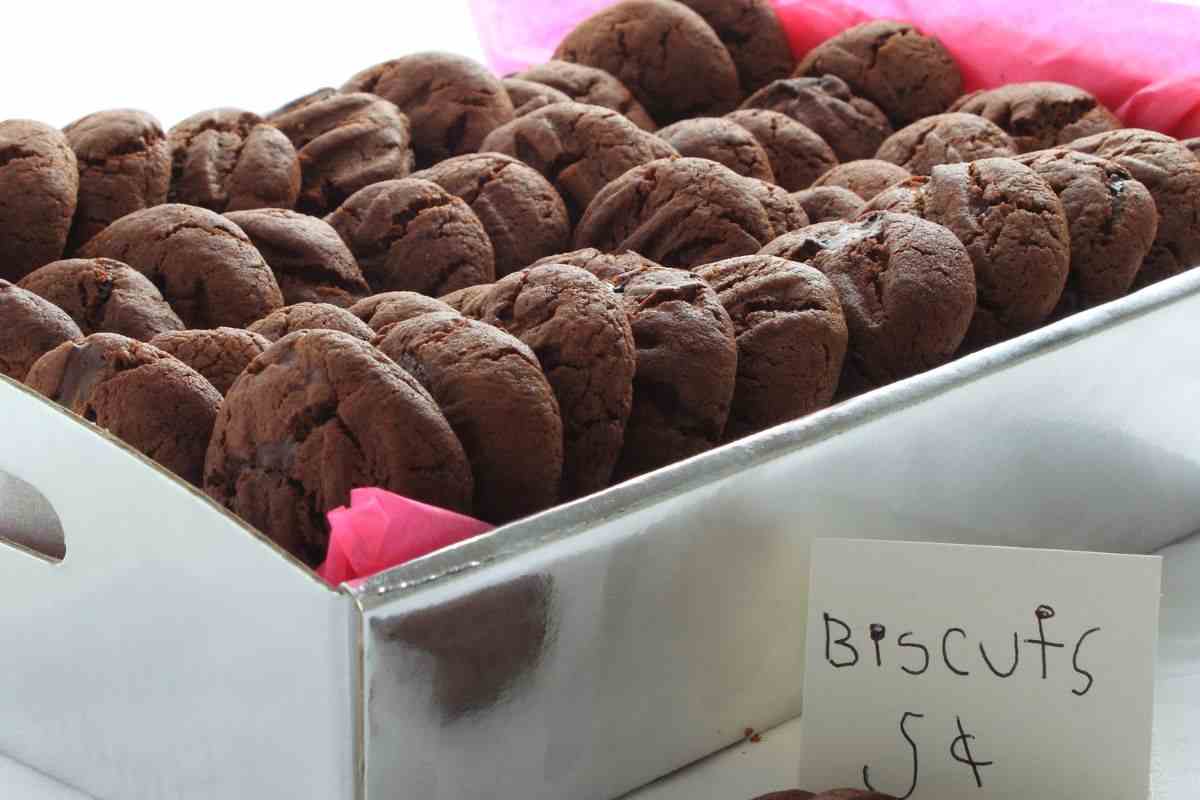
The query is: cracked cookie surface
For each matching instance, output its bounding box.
[791,186,865,223]
[658,117,775,182]
[0,120,78,281]
[149,327,269,395]
[350,291,456,332]
[502,79,573,118]
[725,109,837,191]
[513,61,657,131]
[951,82,1122,154]
[248,302,374,342]
[811,159,911,200]
[876,113,1017,175]
[677,0,795,95]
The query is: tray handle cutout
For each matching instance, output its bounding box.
[0,468,65,562]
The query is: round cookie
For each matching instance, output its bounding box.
[270,92,415,216]
[502,78,572,118]
[795,20,962,126]
[724,109,838,192]
[167,108,300,213]
[63,109,170,253]
[875,113,1017,175]
[1066,129,1200,287]
[950,82,1123,154]
[27,333,221,486]
[0,120,78,281]
[452,265,636,500]
[375,312,563,523]
[554,0,741,124]
[677,0,795,95]
[149,327,269,395]
[18,258,184,341]
[740,176,810,237]
[264,87,339,123]
[349,292,456,332]
[694,255,847,439]
[512,61,657,131]
[79,204,284,329]
[1015,149,1157,313]
[325,178,495,296]
[657,118,775,182]
[532,248,663,281]
[811,159,911,200]
[410,152,571,277]
[479,102,677,221]
[760,213,976,393]
[574,157,775,269]
[791,186,865,223]
[203,330,474,565]
[740,76,893,163]
[247,302,374,342]
[224,208,369,308]
[858,176,928,216]
[0,280,81,382]
[343,52,515,168]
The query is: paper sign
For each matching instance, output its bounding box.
[799,540,1162,799]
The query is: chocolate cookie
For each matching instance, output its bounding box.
[795,20,962,126]
[724,109,838,192]
[376,312,563,523]
[79,204,284,329]
[513,61,657,131]
[480,102,677,220]
[325,178,495,296]
[574,157,775,269]
[0,120,78,281]
[410,152,571,277]
[532,247,663,281]
[791,186,865,222]
[350,292,456,332]
[264,88,339,123]
[695,255,847,438]
[657,118,775,181]
[452,265,636,499]
[270,92,415,216]
[678,0,795,94]
[502,79,572,118]
[204,330,474,564]
[63,109,170,253]
[167,109,300,213]
[1015,149,1157,312]
[224,208,369,308]
[950,82,1123,153]
[343,53,515,168]
[0,280,81,381]
[858,176,927,216]
[247,302,374,342]
[149,327,269,395]
[876,113,1017,175]
[740,76,892,162]
[740,176,810,237]
[811,159,911,200]
[18,258,184,341]
[554,0,741,124]
[1067,130,1200,287]
[439,284,494,316]
[760,213,976,392]
[27,333,221,486]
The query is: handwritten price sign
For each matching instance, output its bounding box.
[799,540,1161,799]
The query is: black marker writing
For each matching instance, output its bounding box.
[950,715,993,788]
[898,632,930,676]
[942,627,970,676]
[825,613,859,668]
[863,711,923,800]
[1072,627,1102,696]
[870,624,887,668]
[1025,604,1066,680]
[979,632,1019,678]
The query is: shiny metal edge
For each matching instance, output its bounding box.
[350,267,1200,607]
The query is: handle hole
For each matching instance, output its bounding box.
[0,469,65,562]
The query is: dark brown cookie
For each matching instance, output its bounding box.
[858,175,928,216]
[479,102,677,220]
[950,82,1123,153]
[247,302,374,342]
[79,204,284,329]
[167,109,300,213]
[376,312,563,523]
[574,157,775,268]
[325,178,495,296]
[791,186,866,222]
[439,284,494,316]
[1066,129,1200,287]
[695,255,847,439]
[1015,149,1157,313]
[796,20,962,126]
[410,152,571,277]
[740,75,893,163]
[27,333,221,486]
[724,109,838,192]
[270,92,415,216]
[740,176,810,237]
[453,265,636,500]
[149,327,269,395]
[203,329,474,564]
[554,0,741,124]
[264,88,339,123]
[532,247,663,281]
[512,61,657,131]
[678,0,795,94]
[0,280,81,381]
[224,208,369,308]
[343,53,515,168]
[18,258,184,341]
[0,120,78,281]
[657,118,775,181]
[760,213,975,393]
[876,113,1017,175]
[501,79,572,118]
[811,159,912,200]
[349,292,456,333]
[63,110,170,253]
